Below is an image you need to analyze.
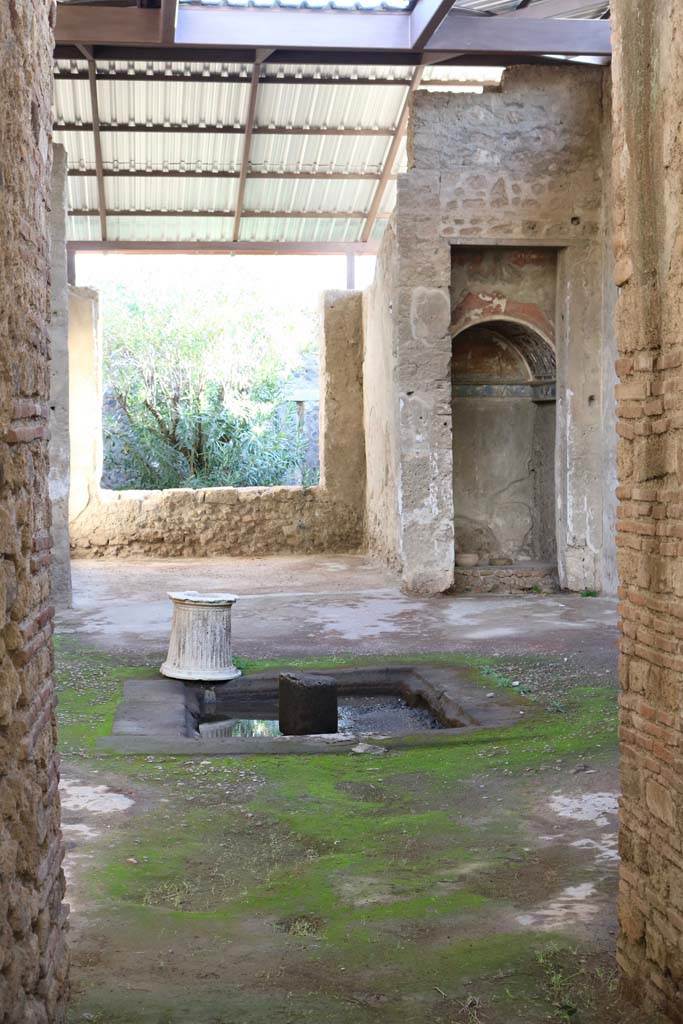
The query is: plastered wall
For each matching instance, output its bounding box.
[0,0,69,1019]
[365,64,618,595]
[68,290,366,558]
[48,145,72,609]
[450,249,558,566]
[362,219,402,570]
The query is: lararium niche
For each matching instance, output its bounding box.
[451,319,557,588]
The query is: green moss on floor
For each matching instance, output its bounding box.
[59,637,637,1024]
[55,636,157,754]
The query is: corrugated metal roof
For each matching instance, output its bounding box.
[453,0,608,13]
[179,0,414,11]
[179,0,607,13]
[53,11,604,250]
[55,57,493,244]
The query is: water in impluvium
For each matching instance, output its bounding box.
[198,695,443,738]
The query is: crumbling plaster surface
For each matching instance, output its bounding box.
[68,290,365,558]
[362,218,402,570]
[612,2,683,1019]
[68,287,102,524]
[48,145,72,609]
[0,0,70,1019]
[369,64,617,595]
[599,78,620,597]
[450,250,558,565]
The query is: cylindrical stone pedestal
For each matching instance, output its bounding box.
[161,592,241,682]
[279,672,338,735]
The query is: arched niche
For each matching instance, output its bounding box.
[451,319,557,567]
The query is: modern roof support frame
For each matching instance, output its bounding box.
[56,0,610,256]
[54,5,612,63]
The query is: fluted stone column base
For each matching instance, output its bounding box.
[161,591,241,682]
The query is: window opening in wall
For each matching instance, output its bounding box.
[74,253,375,491]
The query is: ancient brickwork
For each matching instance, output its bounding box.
[612,3,683,1020]
[452,564,558,596]
[69,291,365,559]
[0,1,69,1021]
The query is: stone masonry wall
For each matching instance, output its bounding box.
[612,2,683,1020]
[386,66,615,594]
[0,1,69,1021]
[69,290,365,558]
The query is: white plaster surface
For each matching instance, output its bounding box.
[60,781,134,814]
[549,792,619,828]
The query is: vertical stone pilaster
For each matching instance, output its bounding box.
[319,290,366,515]
[49,144,72,608]
[395,171,455,594]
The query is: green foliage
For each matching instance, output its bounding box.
[99,272,318,489]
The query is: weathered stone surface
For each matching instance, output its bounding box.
[451,251,558,565]
[364,65,618,596]
[0,0,69,1019]
[362,218,402,571]
[452,563,558,596]
[278,673,338,736]
[67,287,101,526]
[68,291,365,559]
[161,592,241,682]
[612,3,683,1019]
[48,145,72,608]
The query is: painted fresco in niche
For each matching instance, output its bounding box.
[451,320,557,567]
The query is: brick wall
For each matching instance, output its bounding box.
[0,1,69,1020]
[612,2,683,1020]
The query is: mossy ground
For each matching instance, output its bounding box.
[56,637,647,1024]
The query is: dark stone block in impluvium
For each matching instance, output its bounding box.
[279,672,338,735]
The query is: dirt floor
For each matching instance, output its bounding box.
[56,556,660,1024]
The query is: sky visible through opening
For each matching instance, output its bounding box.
[76,253,377,315]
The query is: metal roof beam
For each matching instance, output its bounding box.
[67,240,380,256]
[55,123,395,137]
[410,0,458,50]
[160,0,178,43]
[68,169,391,181]
[54,70,499,88]
[55,6,611,58]
[233,59,261,242]
[69,209,392,220]
[53,45,578,66]
[56,7,161,47]
[79,50,108,242]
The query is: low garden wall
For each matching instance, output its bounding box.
[68,290,366,558]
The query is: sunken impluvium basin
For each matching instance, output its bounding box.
[103,664,527,755]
